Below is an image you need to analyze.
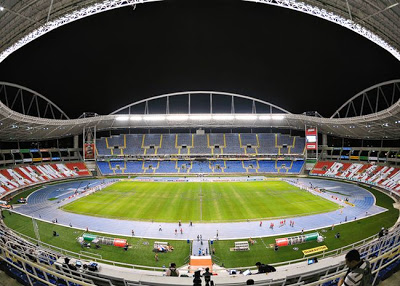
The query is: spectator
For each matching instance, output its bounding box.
[255,262,276,274]
[338,249,371,286]
[166,263,179,276]
[203,267,212,284]
[246,279,255,285]
[378,227,385,238]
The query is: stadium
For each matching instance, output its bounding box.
[0,0,400,286]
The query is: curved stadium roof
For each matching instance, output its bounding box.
[0,0,400,141]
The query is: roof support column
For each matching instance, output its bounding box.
[74,135,79,159]
[322,133,328,147]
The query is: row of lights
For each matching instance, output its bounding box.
[115,114,286,122]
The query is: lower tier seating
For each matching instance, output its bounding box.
[0,162,91,198]
[97,160,304,175]
[310,161,400,193]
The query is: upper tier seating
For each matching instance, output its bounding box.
[208,134,225,155]
[157,134,177,155]
[96,133,305,156]
[240,134,258,154]
[96,138,112,156]
[176,134,192,155]
[224,134,243,154]
[125,135,144,155]
[191,134,211,155]
[258,134,279,154]
[143,134,162,155]
[310,161,400,193]
[0,162,91,198]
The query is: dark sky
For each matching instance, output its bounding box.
[0,0,400,118]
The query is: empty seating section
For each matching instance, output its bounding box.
[108,135,124,147]
[125,134,144,155]
[126,161,143,173]
[208,134,225,154]
[191,135,211,154]
[176,134,192,155]
[190,161,211,173]
[143,134,161,155]
[96,133,305,156]
[240,134,258,154]
[225,161,247,173]
[97,161,111,175]
[224,134,243,154]
[311,161,400,193]
[110,161,125,174]
[291,136,305,154]
[242,160,259,172]
[276,160,292,173]
[177,161,191,173]
[258,134,279,154]
[97,160,305,174]
[210,160,226,173]
[0,162,91,198]
[143,161,159,173]
[96,138,111,156]
[258,160,276,173]
[158,134,177,155]
[291,161,304,173]
[157,161,178,173]
[276,134,293,154]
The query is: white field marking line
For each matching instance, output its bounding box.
[260,237,269,249]
[199,184,203,222]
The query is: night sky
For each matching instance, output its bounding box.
[0,0,400,118]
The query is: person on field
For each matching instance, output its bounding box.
[166,263,179,276]
[338,249,371,286]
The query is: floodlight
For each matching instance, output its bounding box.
[167,115,189,121]
[272,115,285,120]
[235,115,257,120]
[143,115,165,121]
[212,115,235,120]
[116,116,129,121]
[0,6,4,11]
[189,115,212,121]
[259,115,272,120]
[130,116,142,121]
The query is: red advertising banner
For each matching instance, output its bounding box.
[305,128,317,150]
[84,143,95,159]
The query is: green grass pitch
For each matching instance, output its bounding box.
[3,185,398,268]
[61,180,340,222]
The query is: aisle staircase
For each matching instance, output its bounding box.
[189,239,213,272]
